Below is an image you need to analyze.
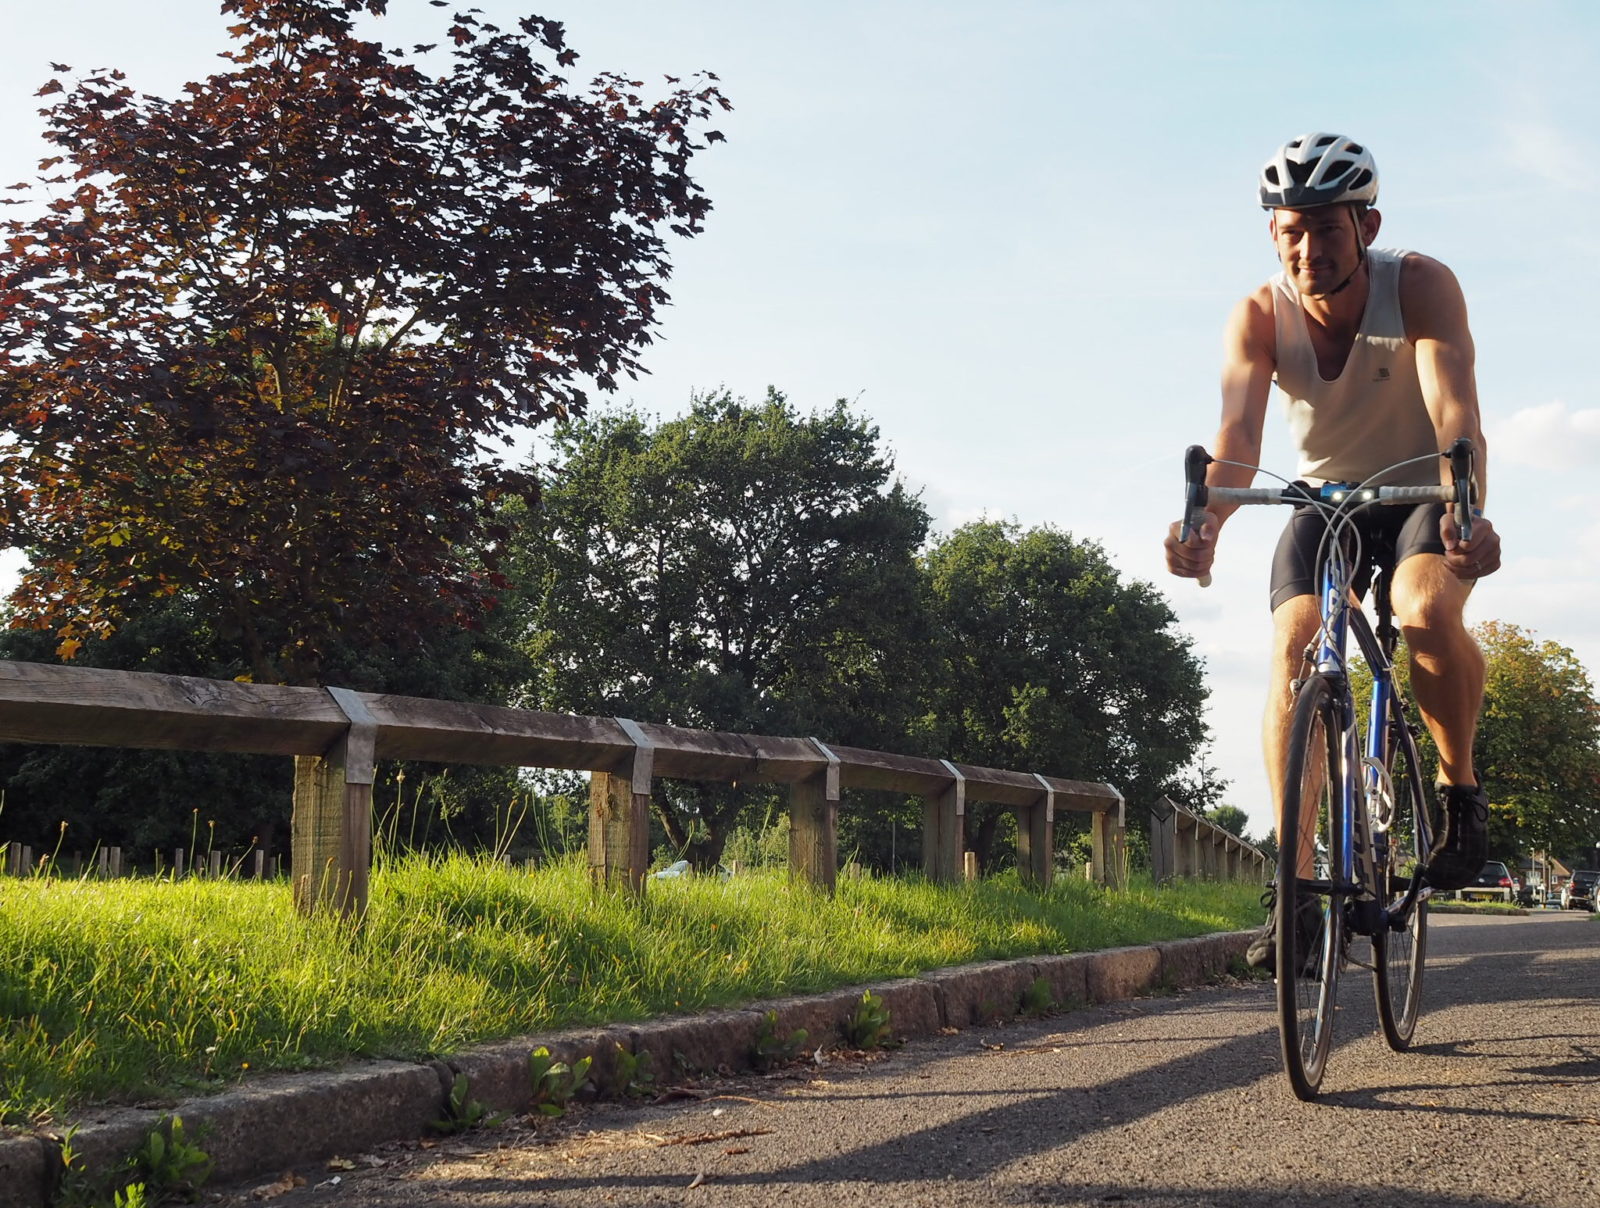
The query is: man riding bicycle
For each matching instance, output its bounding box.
[1164,133,1503,968]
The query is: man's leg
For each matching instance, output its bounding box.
[1247,591,1324,971]
[1389,551,1488,888]
[1265,593,1321,877]
[1389,553,1484,783]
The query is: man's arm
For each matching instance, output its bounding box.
[1402,255,1501,580]
[1165,286,1276,579]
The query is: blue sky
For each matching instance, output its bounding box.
[3,1,1598,840]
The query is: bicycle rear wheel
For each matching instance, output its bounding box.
[1374,716,1429,1050]
[1277,674,1346,1101]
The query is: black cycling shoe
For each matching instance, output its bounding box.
[1425,781,1489,892]
[1245,888,1324,975]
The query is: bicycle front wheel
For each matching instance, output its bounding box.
[1277,674,1346,1101]
[1374,715,1429,1050]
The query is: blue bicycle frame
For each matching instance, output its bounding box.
[1305,485,1431,937]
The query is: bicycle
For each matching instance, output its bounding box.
[1178,438,1478,1100]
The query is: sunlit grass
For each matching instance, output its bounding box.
[0,855,1261,1127]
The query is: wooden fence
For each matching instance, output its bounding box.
[0,659,1127,917]
[1149,796,1268,884]
[0,841,284,881]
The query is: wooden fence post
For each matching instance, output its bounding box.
[588,718,653,894]
[1017,774,1055,889]
[1150,796,1177,884]
[922,761,965,883]
[291,686,376,919]
[789,739,841,892]
[1090,790,1126,888]
[588,772,649,893]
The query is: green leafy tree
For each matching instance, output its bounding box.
[1206,804,1250,839]
[921,521,1212,869]
[0,0,727,686]
[1475,621,1600,862]
[508,390,934,867]
[1353,620,1600,863]
[1255,827,1280,863]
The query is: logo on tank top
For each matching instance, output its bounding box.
[1372,366,1391,383]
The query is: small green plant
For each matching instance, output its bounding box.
[52,1125,103,1208]
[612,1043,656,1098]
[431,1073,504,1134]
[527,1046,593,1117]
[1021,976,1055,1017]
[753,1009,808,1071]
[112,1185,149,1208]
[126,1116,212,1203]
[844,990,896,1050]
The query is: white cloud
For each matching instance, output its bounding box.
[1488,401,1600,471]
[1499,120,1600,196]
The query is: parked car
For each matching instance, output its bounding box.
[1562,870,1599,911]
[1456,860,1514,903]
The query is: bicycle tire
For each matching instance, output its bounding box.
[1373,715,1429,1050]
[1276,674,1346,1101]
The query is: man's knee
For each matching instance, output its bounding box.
[1391,556,1470,638]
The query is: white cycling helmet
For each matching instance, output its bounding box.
[1259,133,1378,210]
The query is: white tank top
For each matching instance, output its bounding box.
[1270,248,1439,486]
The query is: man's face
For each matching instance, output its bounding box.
[1270,205,1372,297]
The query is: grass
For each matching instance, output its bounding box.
[0,854,1263,1129]
[1428,898,1527,916]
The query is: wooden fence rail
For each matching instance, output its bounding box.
[0,660,1126,917]
[1149,795,1268,884]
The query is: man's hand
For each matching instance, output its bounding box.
[1165,511,1219,579]
[1440,511,1501,580]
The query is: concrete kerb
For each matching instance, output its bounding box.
[0,1133,47,1208]
[5,931,1253,1208]
[922,959,1043,1027]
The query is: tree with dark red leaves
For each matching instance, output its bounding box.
[0,0,727,686]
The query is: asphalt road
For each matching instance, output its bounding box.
[219,911,1600,1208]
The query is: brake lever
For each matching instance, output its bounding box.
[1446,438,1475,543]
[1181,445,1213,588]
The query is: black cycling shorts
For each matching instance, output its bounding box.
[1268,497,1446,613]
